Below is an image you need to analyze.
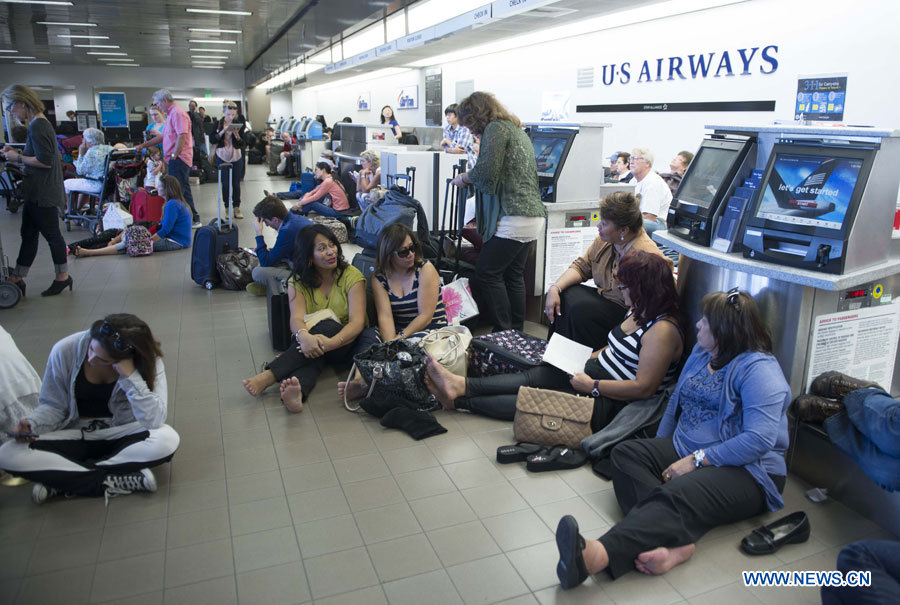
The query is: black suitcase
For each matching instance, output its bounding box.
[248,149,264,164]
[351,251,378,325]
[191,163,239,289]
[267,276,291,351]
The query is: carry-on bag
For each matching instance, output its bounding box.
[353,186,430,251]
[468,329,548,377]
[513,387,593,449]
[267,276,291,351]
[216,249,259,290]
[191,162,239,289]
[131,188,166,223]
[309,216,348,243]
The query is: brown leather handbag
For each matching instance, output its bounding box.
[513,387,593,449]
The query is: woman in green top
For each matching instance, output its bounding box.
[451,92,546,331]
[242,224,376,412]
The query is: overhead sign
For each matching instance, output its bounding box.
[491,0,559,19]
[375,42,397,57]
[434,4,492,38]
[396,27,435,50]
[97,92,128,128]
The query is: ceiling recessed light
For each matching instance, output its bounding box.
[193,65,225,69]
[188,28,241,34]
[86,52,127,56]
[188,39,237,45]
[191,55,228,59]
[2,1,72,5]
[185,8,251,16]
[0,55,36,59]
[57,34,109,39]
[0,50,18,53]
[98,57,133,61]
[36,21,97,26]
[193,61,225,65]
[15,60,50,64]
[188,48,230,53]
[74,44,120,48]
[108,63,138,67]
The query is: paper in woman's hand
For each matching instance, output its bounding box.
[542,333,592,376]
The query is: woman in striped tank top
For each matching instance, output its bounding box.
[426,251,683,433]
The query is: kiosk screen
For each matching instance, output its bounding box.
[532,136,567,178]
[755,152,864,230]
[677,146,740,208]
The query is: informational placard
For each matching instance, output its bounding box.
[806,303,900,391]
[795,74,847,122]
[76,110,98,131]
[396,85,418,109]
[98,92,128,128]
[544,227,598,289]
[356,92,371,112]
[541,90,570,121]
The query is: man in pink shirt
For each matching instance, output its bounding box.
[136,89,200,226]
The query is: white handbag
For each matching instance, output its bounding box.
[422,325,472,377]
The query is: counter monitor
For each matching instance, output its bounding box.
[530,132,574,180]
[677,145,742,209]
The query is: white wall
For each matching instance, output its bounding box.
[269,91,293,122]
[281,0,900,170]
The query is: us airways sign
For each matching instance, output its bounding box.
[595,45,779,86]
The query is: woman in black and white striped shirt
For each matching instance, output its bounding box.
[426,251,683,431]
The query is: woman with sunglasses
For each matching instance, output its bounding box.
[242,224,376,412]
[0,84,72,297]
[0,314,179,504]
[426,251,683,430]
[554,290,791,587]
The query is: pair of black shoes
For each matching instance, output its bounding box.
[496,443,587,473]
[792,371,882,423]
[9,276,73,297]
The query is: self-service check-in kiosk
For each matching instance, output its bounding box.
[292,118,327,173]
[525,122,607,204]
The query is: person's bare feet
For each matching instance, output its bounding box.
[280,377,303,413]
[74,246,92,257]
[337,375,369,401]
[634,544,695,575]
[243,370,275,396]
[424,355,465,410]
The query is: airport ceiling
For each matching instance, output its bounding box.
[0,0,662,83]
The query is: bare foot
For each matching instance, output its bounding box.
[74,246,92,257]
[337,375,369,400]
[280,377,303,413]
[634,544,695,575]
[243,370,275,396]
[425,355,465,410]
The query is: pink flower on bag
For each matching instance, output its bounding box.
[443,287,463,323]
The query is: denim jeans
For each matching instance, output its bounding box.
[822,540,900,604]
[474,236,533,332]
[167,157,199,222]
[297,201,338,217]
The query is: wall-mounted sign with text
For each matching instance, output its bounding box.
[795,74,847,122]
[396,86,419,110]
[357,92,371,112]
[97,92,128,128]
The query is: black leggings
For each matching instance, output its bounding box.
[598,437,784,578]
[15,202,68,276]
[548,285,626,350]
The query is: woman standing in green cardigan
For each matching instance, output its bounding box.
[450,92,546,331]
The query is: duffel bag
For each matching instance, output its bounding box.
[216,249,259,290]
[468,329,548,377]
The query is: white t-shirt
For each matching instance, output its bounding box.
[494,215,545,243]
[634,170,673,220]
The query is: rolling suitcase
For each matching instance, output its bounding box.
[131,188,166,223]
[267,276,291,351]
[191,163,239,289]
[386,166,416,198]
[351,251,378,324]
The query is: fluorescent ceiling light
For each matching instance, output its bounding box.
[57,35,109,39]
[74,44,119,48]
[307,49,330,65]
[37,21,97,26]
[1,1,72,5]
[193,61,225,65]
[86,52,128,56]
[189,28,241,34]
[0,50,18,53]
[1,55,36,59]
[15,61,50,64]
[342,23,384,57]
[188,39,237,44]
[194,65,225,69]
[192,55,229,59]
[108,63,139,67]
[98,57,133,61]
[185,8,251,16]
[189,48,230,53]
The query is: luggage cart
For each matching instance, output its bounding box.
[0,230,22,308]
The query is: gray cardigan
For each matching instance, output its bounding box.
[26,331,167,433]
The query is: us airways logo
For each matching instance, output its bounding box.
[597,45,779,86]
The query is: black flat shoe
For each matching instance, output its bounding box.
[791,394,844,423]
[527,446,588,473]
[556,515,589,589]
[496,442,546,464]
[40,276,73,297]
[741,511,810,555]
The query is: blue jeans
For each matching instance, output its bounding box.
[822,540,900,604]
[825,388,900,491]
[297,201,338,217]
[643,217,667,235]
[167,157,199,222]
[153,238,186,252]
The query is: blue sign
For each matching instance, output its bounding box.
[98,92,128,128]
[795,75,847,122]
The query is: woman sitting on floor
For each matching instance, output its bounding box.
[0,314,179,504]
[339,223,447,400]
[425,250,683,432]
[74,175,193,256]
[291,161,350,218]
[242,224,377,412]
[554,289,791,587]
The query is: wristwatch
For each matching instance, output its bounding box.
[692,449,706,468]
[590,380,600,398]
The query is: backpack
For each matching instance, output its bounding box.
[354,186,430,250]
[123,224,153,257]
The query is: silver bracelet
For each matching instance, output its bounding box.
[548,284,561,293]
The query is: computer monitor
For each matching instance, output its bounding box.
[748,142,875,235]
[676,143,743,210]
[531,132,574,180]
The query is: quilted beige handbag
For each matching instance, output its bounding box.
[422,325,472,376]
[513,387,593,449]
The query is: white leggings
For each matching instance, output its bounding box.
[0,420,180,497]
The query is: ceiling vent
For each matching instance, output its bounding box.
[520,6,578,18]
[576,67,594,88]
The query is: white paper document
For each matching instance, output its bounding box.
[542,333,593,376]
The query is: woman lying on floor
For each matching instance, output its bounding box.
[73,175,193,256]
[242,224,378,412]
[0,314,179,504]
[426,250,683,433]
[554,289,791,587]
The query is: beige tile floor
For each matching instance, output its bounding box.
[0,164,895,604]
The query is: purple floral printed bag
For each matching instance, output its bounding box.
[468,330,548,377]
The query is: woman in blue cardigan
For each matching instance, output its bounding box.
[555,288,792,586]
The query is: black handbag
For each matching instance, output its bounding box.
[216,249,259,290]
[344,339,437,412]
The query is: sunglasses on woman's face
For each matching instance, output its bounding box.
[99,322,134,352]
[393,245,415,258]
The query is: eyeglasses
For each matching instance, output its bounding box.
[393,245,415,258]
[726,287,742,312]
[99,322,134,352]
[629,156,644,164]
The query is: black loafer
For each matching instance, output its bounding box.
[556,515,589,589]
[741,511,810,555]
[526,447,588,473]
[496,442,546,464]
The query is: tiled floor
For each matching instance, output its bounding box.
[0,165,895,604]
